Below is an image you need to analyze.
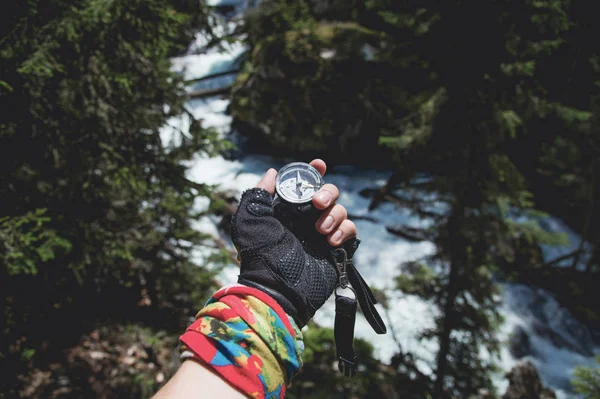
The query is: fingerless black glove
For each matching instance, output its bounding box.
[231,188,356,327]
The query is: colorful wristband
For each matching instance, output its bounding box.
[180,284,304,399]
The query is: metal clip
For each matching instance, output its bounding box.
[334,248,351,289]
[338,356,357,377]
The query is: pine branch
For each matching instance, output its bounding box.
[386,225,432,242]
[541,249,582,268]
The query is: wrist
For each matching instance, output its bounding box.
[237,278,312,328]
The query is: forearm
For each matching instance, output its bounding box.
[152,360,246,399]
[153,160,368,398]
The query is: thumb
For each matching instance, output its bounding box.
[255,168,277,195]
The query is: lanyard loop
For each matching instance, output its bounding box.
[331,242,387,377]
[333,247,358,377]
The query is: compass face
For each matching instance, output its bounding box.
[275,162,324,204]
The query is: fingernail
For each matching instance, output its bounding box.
[332,230,343,243]
[316,191,331,205]
[322,216,334,230]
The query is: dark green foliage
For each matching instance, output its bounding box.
[2,0,599,396]
[234,0,599,397]
[287,324,428,399]
[0,0,224,393]
[573,357,600,399]
[0,209,72,276]
[368,2,573,395]
[230,0,404,165]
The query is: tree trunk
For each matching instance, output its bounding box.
[432,204,466,398]
[433,110,477,397]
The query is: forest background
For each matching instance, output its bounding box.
[1,0,599,398]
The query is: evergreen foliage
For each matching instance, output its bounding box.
[573,357,600,399]
[2,0,599,396]
[0,0,224,393]
[232,0,599,397]
[230,0,403,165]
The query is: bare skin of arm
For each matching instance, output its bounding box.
[152,361,246,399]
[152,159,356,399]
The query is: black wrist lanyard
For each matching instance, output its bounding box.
[273,198,387,376]
[332,248,387,377]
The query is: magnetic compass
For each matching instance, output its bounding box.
[275,162,324,205]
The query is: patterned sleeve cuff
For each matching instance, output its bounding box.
[179,284,303,399]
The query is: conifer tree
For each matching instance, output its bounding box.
[233,0,589,396]
[0,0,223,391]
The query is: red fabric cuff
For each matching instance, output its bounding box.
[210,284,296,337]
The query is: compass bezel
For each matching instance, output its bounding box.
[275,162,324,204]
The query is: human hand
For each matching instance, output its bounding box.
[231,159,358,327]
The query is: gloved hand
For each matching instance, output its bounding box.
[231,159,358,327]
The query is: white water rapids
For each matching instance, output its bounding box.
[161,2,600,397]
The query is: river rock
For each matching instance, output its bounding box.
[502,361,556,399]
[509,326,531,359]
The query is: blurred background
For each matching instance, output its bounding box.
[1,0,599,398]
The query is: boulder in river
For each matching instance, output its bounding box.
[502,361,556,399]
[509,326,532,359]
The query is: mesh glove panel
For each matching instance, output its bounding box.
[231,188,338,327]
